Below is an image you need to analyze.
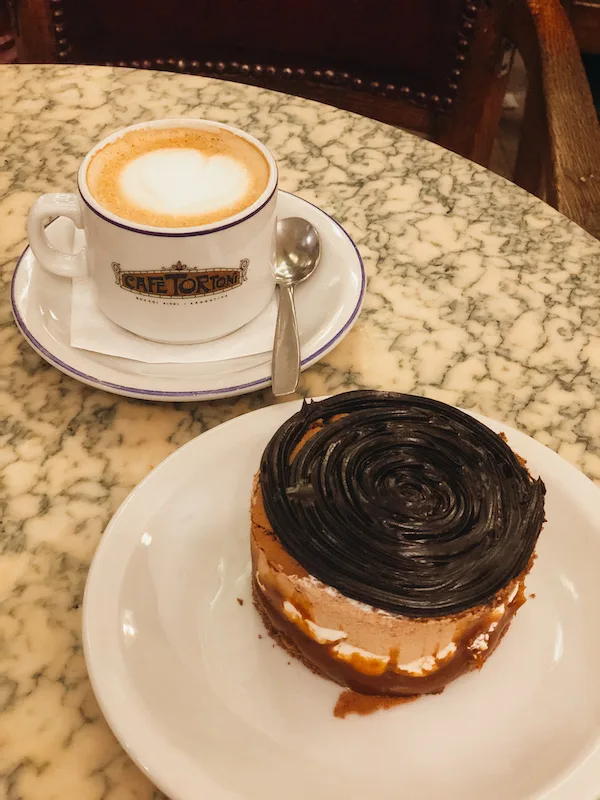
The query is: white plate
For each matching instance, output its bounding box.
[11,192,365,401]
[83,400,600,800]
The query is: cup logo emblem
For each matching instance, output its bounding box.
[111,259,249,298]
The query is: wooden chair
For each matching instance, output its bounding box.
[0,0,16,63]
[512,1,600,238]
[566,0,600,55]
[9,0,600,237]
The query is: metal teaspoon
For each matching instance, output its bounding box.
[271,217,321,397]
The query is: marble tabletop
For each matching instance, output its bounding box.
[1,63,600,799]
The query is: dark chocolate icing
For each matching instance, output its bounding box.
[259,390,545,618]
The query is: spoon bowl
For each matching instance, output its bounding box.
[274,218,322,284]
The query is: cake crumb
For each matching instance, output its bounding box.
[334,690,419,719]
[530,592,536,599]
[258,634,263,639]
[237,598,244,606]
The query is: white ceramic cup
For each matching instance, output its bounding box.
[27,119,278,344]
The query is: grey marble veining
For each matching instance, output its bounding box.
[1,63,600,799]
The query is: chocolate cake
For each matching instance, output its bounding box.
[251,390,545,697]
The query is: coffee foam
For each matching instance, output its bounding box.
[86,126,270,228]
[119,148,251,216]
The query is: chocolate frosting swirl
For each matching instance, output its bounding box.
[259,391,545,618]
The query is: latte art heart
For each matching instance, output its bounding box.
[86,126,271,228]
[119,149,251,216]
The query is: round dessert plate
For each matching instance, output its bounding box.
[83,400,600,800]
[11,191,365,401]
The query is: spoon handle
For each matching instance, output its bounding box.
[272,283,300,397]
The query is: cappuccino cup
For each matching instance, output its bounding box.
[27,119,278,343]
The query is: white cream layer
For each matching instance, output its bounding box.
[257,571,521,675]
[282,600,347,645]
[280,594,465,676]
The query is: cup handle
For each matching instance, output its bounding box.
[27,193,88,279]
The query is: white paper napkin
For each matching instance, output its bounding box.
[70,279,277,363]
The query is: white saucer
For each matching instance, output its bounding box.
[11,192,365,401]
[83,400,600,800]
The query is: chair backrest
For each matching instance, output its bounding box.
[14,0,510,162]
[0,0,16,62]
